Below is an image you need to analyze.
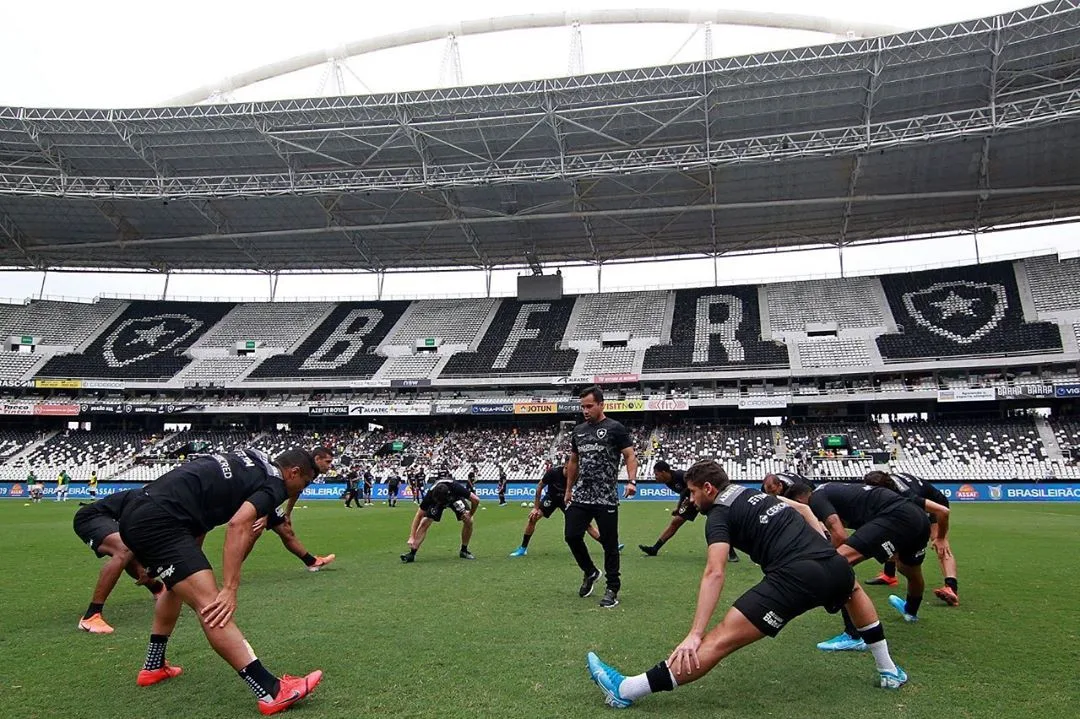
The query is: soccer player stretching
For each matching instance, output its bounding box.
[587,461,905,709]
[118,448,323,715]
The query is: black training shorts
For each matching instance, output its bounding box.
[733,553,855,637]
[844,503,930,567]
[539,491,566,518]
[118,494,211,589]
[73,507,119,559]
[672,491,699,522]
[420,495,469,522]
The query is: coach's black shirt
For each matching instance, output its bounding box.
[144,449,287,534]
[540,466,568,496]
[570,417,633,505]
[809,483,909,530]
[889,473,949,508]
[85,488,137,520]
[704,484,835,573]
[662,469,688,495]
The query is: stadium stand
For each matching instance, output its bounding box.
[797,338,874,368]
[440,298,577,377]
[378,354,442,380]
[248,301,410,380]
[889,417,1074,480]
[581,347,636,374]
[443,425,557,480]
[767,277,885,332]
[0,430,39,461]
[1,430,154,481]
[194,302,334,349]
[386,299,498,347]
[876,262,1062,360]
[644,286,788,371]
[1023,255,1080,314]
[0,352,46,382]
[783,422,883,456]
[0,299,125,347]
[35,301,234,379]
[177,357,258,385]
[569,291,667,342]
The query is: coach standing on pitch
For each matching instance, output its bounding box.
[565,386,637,608]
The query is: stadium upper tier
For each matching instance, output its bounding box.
[0,255,1073,387]
[0,3,1079,271]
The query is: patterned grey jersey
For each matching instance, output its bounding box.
[570,417,633,505]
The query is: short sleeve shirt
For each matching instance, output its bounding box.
[570,417,633,505]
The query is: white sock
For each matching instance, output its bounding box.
[858,622,898,674]
[618,673,653,701]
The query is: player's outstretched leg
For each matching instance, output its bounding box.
[587,606,763,708]
[167,569,322,714]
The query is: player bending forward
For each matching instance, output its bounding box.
[586,460,906,710]
[401,477,480,562]
[118,448,323,715]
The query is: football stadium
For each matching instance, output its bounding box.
[1,3,1079,717]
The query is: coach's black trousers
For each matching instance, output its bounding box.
[565,503,620,592]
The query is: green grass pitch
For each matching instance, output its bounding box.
[1,500,1077,718]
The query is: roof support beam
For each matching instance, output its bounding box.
[188,198,265,270]
[838,37,885,248]
[399,111,491,268]
[974,15,1005,233]
[317,194,383,270]
[544,98,600,262]
[108,113,170,185]
[0,205,39,266]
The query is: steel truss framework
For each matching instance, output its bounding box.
[0,1,1079,272]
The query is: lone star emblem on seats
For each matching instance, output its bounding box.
[930,291,978,319]
[130,321,170,347]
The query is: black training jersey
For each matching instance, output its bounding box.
[428,479,471,507]
[266,505,288,530]
[662,469,688,495]
[143,449,288,535]
[809,483,909,530]
[570,417,633,505]
[540,466,568,496]
[86,488,138,520]
[704,484,836,573]
[890,473,949,508]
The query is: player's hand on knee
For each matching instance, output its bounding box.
[667,634,702,677]
[201,588,238,629]
[932,538,951,558]
[528,508,542,522]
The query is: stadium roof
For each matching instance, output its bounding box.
[0,1,1079,274]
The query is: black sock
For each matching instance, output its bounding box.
[521,533,532,548]
[239,659,280,702]
[883,560,897,578]
[945,577,958,593]
[841,608,862,639]
[860,621,886,645]
[460,544,469,554]
[655,537,668,549]
[408,548,417,557]
[645,661,676,693]
[84,602,104,620]
[301,553,317,567]
[146,581,165,595]
[905,595,923,616]
[143,634,169,671]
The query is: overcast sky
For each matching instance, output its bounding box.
[1,0,1075,301]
